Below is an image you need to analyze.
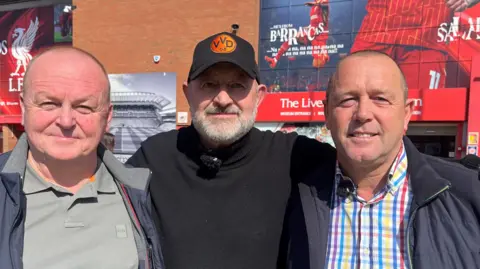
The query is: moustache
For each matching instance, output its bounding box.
[205,106,241,115]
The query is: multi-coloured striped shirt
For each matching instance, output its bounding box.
[325,143,412,269]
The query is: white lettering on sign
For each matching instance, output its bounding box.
[437,17,480,42]
[301,98,324,108]
[410,98,423,115]
[280,98,299,108]
[0,40,7,55]
[280,97,325,109]
[270,24,328,46]
[9,77,23,92]
[411,98,423,107]
[277,97,424,117]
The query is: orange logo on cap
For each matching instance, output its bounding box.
[210,34,237,53]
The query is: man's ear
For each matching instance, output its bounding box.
[183,81,192,107]
[256,84,267,106]
[182,81,188,95]
[403,98,414,133]
[323,99,330,130]
[105,103,113,132]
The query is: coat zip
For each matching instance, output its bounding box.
[10,175,23,269]
[406,184,450,269]
[9,204,21,269]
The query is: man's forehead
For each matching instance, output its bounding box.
[32,89,97,99]
[26,74,108,98]
[334,77,401,94]
[28,50,107,81]
[335,58,402,91]
[27,69,107,96]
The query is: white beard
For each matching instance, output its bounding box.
[192,105,258,146]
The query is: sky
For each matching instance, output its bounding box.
[108,72,176,110]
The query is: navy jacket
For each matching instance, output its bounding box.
[283,137,480,269]
[0,134,164,269]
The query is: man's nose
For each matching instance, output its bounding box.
[56,105,76,129]
[213,88,234,107]
[354,99,373,122]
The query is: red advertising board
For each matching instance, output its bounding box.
[258,1,480,92]
[256,88,467,122]
[0,5,72,124]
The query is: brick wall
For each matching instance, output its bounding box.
[72,0,260,125]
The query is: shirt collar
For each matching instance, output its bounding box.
[94,162,117,194]
[23,162,50,194]
[387,142,408,194]
[335,142,408,196]
[23,158,117,195]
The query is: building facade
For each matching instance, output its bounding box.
[1,0,480,159]
[253,0,480,159]
[0,0,260,152]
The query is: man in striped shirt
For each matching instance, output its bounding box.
[324,50,413,269]
[282,50,480,269]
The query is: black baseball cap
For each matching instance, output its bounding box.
[187,32,261,83]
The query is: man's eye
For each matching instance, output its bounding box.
[76,105,93,114]
[373,97,389,103]
[39,102,58,110]
[202,82,217,89]
[339,98,356,106]
[229,83,246,89]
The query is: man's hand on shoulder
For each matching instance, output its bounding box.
[125,147,149,168]
[290,135,336,183]
[293,135,336,160]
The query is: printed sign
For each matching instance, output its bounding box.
[0,5,72,124]
[467,145,478,155]
[255,88,468,122]
[108,72,176,163]
[177,111,189,125]
[468,132,479,145]
[259,0,480,92]
[54,5,72,43]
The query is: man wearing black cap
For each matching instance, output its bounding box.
[126,32,336,269]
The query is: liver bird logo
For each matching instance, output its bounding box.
[10,16,39,77]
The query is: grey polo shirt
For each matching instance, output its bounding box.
[22,160,139,269]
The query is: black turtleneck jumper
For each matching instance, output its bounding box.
[126,126,335,269]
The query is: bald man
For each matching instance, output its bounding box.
[283,51,480,269]
[0,47,163,269]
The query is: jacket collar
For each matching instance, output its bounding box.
[402,136,451,207]
[298,137,452,269]
[1,133,151,197]
[2,134,29,176]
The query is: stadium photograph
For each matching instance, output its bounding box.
[108,72,176,163]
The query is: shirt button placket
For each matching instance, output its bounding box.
[361,204,371,265]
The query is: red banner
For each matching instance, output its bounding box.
[0,5,73,124]
[259,1,480,93]
[256,89,468,122]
